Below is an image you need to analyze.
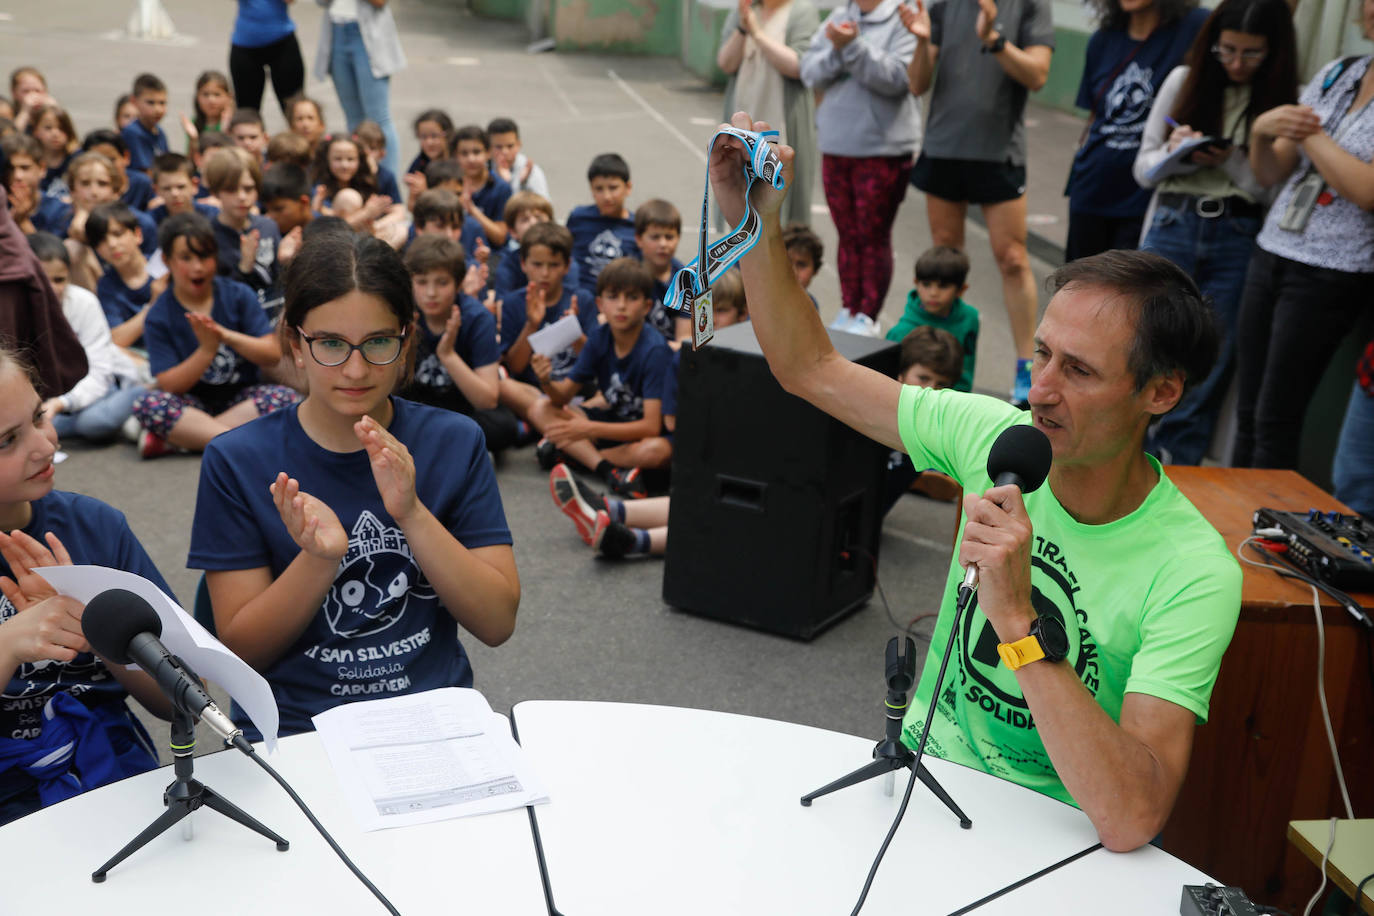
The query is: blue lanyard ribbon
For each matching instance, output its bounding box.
[664,127,785,348]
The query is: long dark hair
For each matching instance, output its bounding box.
[1171,0,1298,140]
[310,134,378,200]
[1088,0,1197,31]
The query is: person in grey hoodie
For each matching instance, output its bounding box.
[801,0,920,336]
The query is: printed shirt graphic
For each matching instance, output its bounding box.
[144,276,274,407]
[567,205,641,299]
[188,399,511,739]
[567,323,673,422]
[404,294,500,413]
[894,387,1241,805]
[498,285,587,385]
[0,491,173,800]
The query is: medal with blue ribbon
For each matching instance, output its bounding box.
[664,127,786,349]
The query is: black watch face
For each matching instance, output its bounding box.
[1034,616,1069,661]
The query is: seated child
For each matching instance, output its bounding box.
[487,117,549,200]
[405,108,453,196]
[50,153,158,292]
[259,163,313,265]
[284,94,325,158]
[883,325,965,513]
[633,198,684,343]
[1,133,65,236]
[130,212,298,458]
[228,108,268,162]
[782,223,823,311]
[451,125,510,247]
[87,202,164,354]
[28,104,78,196]
[400,235,520,452]
[527,258,673,498]
[567,153,639,304]
[28,232,145,442]
[120,73,170,174]
[492,190,580,298]
[497,222,586,423]
[149,153,219,225]
[310,133,400,244]
[885,246,978,393]
[354,120,403,203]
[201,146,281,306]
[413,187,485,272]
[81,130,154,212]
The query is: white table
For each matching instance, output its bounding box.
[1,731,547,915]
[512,700,1113,915]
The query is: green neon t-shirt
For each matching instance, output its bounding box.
[895,385,1241,806]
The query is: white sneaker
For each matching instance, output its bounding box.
[850,313,882,337]
[121,416,141,443]
[827,309,856,332]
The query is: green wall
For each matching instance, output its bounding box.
[1039,26,1090,114]
[552,0,682,55]
[473,0,526,20]
[681,0,730,85]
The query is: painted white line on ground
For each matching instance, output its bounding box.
[607,69,706,164]
[882,526,951,554]
[689,116,718,126]
[811,203,829,214]
[538,58,582,119]
[446,56,481,66]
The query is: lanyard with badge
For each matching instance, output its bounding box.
[1278,61,1373,233]
[663,127,785,349]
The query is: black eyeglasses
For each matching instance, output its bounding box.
[298,329,407,367]
[1212,43,1267,63]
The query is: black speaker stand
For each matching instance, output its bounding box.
[92,710,288,882]
[801,636,971,829]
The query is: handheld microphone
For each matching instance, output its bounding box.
[82,588,247,750]
[958,424,1054,606]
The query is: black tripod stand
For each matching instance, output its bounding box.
[800,636,971,829]
[92,709,289,882]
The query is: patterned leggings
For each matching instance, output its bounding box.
[132,385,301,439]
[822,153,913,319]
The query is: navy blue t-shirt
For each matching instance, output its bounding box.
[646,257,686,342]
[120,121,169,174]
[567,323,672,422]
[144,276,274,406]
[470,175,511,226]
[148,200,219,226]
[0,490,173,800]
[96,269,154,343]
[39,154,73,197]
[188,399,512,738]
[121,170,155,212]
[499,285,583,384]
[376,166,402,203]
[403,296,501,413]
[567,205,640,302]
[1068,8,1207,218]
[406,152,431,179]
[212,213,281,306]
[492,242,581,299]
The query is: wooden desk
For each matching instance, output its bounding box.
[1161,467,1374,915]
[1289,819,1374,911]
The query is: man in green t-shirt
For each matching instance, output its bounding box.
[709,112,1241,852]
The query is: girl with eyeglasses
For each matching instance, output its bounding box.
[188,232,519,739]
[1132,0,1297,465]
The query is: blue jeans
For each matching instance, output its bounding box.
[52,384,144,442]
[1141,199,1260,465]
[1333,381,1374,517]
[329,21,399,178]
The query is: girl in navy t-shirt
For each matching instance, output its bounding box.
[0,346,175,825]
[189,233,519,739]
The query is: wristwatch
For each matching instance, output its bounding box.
[997,616,1068,671]
[981,33,1007,54]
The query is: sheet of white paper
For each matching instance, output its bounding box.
[526,314,582,357]
[1145,136,1223,183]
[313,688,549,832]
[35,565,280,751]
[146,249,168,279]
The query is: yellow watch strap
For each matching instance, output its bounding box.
[996,634,1045,671]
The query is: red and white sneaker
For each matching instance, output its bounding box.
[138,430,175,460]
[606,467,647,499]
[549,463,599,545]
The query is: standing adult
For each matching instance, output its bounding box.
[313,0,406,178]
[229,0,307,120]
[902,0,1054,403]
[1065,0,1207,262]
[1232,10,1374,470]
[1133,0,1298,465]
[801,0,921,337]
[718,0,820,229]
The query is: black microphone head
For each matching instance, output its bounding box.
[986,424,1053,494]
[82,589,162,665]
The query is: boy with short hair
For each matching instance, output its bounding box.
[149,153,218,225]
[885,245,978,392]
[265,131,310,169]
[493,190,581,297]
[498,221,585,422]
[633,198,684,343]
[567,153,639,305]
[228,109,268,162]
[121,73,169,173]
[82,129,154,212]
[528,257,672,498]
[782,223,824,311]
[354,120,403,203]
[401,234,521,452]
[883,325,965,512]
[200,146,280,306]
[486,117,549,200]
[413,187,484,259]
[87,201,165,352]
[451,125,510,246]
[1,132,64,235]
[259,163,313,237]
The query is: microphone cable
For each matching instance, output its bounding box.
[232,737,402,916]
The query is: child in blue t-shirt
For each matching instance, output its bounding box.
[119,73,170,174]
[567,153,640,305]
[87,202,164,354]
[0,344,174,825]
[497,222,586,423]
[149,153,219,226]
[187,233,518,739]
[452,125,510,248]
[528,257,672,499]
[130,212,298,458]
[201,147,281,309]
[81,130,155,213]
[401,235,521,452]
[634,198,685,345]
[492,191,581,299]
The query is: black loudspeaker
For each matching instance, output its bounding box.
[662,322,899,639]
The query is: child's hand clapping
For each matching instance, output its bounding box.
[238,228,261,273]
[187,312,224,351]
[437,305,462,358]
[355,416,420,523]
[524,282,547,329]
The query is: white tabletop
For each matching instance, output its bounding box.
[2,731,547,915]
[512,700,1108,916]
